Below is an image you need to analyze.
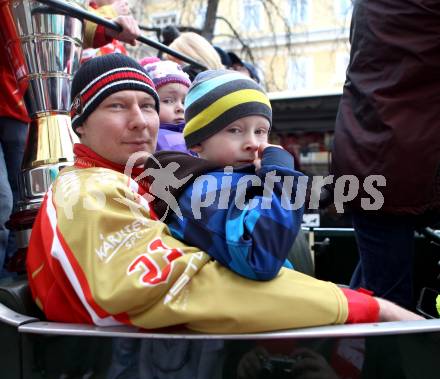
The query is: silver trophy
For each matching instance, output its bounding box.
[1,0,85,249]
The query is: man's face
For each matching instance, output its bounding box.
[191,115,270,166]
[157,83,188,124]
[76,90,159,166]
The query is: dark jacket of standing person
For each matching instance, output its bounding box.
[331,0,440,217]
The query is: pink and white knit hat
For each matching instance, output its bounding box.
[140,58,191,89]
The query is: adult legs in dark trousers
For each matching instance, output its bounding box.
[350,212,416,310]
[0,117,28,278]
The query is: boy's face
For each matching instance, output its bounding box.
[157,83,188,124]
[192,115,270,166]
[76,90,159,167]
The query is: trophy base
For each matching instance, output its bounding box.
[6,162,74,271]
[22,114,79,170]
[19,162,73,204]
[10,113,78,253]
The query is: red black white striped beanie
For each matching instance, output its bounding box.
[70,54,159,131]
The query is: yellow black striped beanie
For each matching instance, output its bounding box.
[183,70,272,147]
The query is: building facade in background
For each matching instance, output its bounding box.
[133,0,352,93]
[129,0,352,205]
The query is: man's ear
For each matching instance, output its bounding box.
[75,125,85,138]
[190,144,203,153]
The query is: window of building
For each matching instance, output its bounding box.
[289,0,309,25]
[242,0,263,31]
[151,13,178,28]
[288,57,313,90]
[335,0,352,17]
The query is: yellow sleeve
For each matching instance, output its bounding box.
[83,5,118,48]
[83,21,98,49]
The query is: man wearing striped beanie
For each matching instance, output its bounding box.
[70,53,160,167]
[145,69,306,281]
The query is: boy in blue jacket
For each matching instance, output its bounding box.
[145,70,305,281]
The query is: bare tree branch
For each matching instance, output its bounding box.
[202,0,220,41]
[215,16,254,62]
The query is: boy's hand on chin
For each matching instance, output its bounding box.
[254,143,284,169]
[258,143,284,154]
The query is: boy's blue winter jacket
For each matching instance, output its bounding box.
[146,147,306,281]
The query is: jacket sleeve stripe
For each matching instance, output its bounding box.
[46,188,123,326]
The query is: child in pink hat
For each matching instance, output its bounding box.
[140,58,192,153]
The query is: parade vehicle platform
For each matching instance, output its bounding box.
[1,226,439,379]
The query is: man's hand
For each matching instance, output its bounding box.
[112,0,130,16]
[376,297,424,321]
[106,15,140,46]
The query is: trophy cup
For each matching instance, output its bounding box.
[1,0,86,258]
